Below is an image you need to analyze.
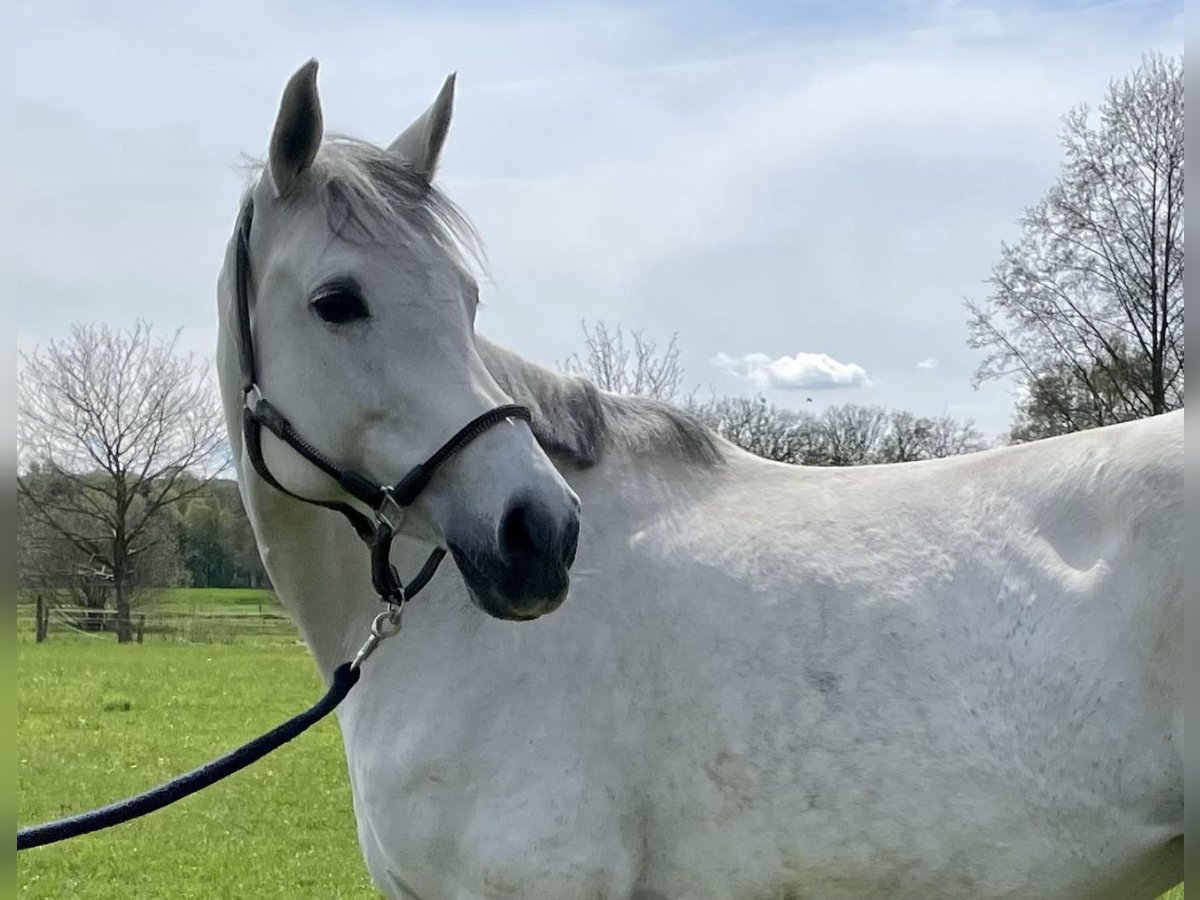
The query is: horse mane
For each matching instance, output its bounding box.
[477,338,723,468]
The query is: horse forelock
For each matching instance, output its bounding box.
[242,135,482,276]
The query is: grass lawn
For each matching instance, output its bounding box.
[17,587,293,644]
[150,587,280,614]
[17,640,377,898]
[16,637,1184,899]
[16,587,281,620]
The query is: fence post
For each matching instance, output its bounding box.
[35,596,48,643]
[136,614,146,644]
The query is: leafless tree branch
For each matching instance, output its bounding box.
[966,52,1184,440]
[17,320,230,640]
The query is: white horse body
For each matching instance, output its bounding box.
[219,63,1183,899]
[222,356,1183,899]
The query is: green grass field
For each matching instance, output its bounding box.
[17,586,280,615]
[17,588,294,645]
[149,587,280,613]
[16,590,1184,899]
[17,640,378,898]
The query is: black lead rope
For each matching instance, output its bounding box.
[17,197,533,851]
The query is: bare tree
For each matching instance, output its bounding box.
[688,395,818,464]
[17,321,227,642]
[18,478,113,620]
[967,52,1184,439]
[560,319,685,400]
[18,481,185,635]
[917,414,989,459]
[877,410,929,463]
[815,405,889,466]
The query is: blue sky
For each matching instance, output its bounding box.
[13,0,1184,439]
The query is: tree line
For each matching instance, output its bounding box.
[561,319,988,464]
[18,468,270,611]
[16,53,1183,641]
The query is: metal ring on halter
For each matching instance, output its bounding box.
[372,604,404,638]
[351,604,404,671]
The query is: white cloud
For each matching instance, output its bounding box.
[917,357,940,369]
[711,351,871,391]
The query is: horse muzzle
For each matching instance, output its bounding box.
[446,492,580,620]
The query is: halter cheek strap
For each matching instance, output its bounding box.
[234,198,532,604]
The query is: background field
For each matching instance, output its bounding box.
[17,639,378,899]
[148,587,280,613]
[16,588,294,645]
[16,590,1185,899]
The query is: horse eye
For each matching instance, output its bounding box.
[311,286,369,324]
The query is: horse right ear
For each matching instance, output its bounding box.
[268,59,324,198]
[388,73,455,183]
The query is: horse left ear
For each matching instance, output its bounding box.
[388,73,455,182]
[268,59,324,198]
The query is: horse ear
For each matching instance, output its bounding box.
[268,59,324,198]
[388,73,455,182]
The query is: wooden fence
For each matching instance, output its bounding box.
[18,599,299,644]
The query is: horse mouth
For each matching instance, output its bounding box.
[447,542,570,621]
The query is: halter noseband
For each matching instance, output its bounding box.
[233,198,531,607]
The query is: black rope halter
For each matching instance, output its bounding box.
[233,198,531,605]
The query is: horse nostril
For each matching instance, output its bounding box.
[498,498,579,568]
[500,503,538,560]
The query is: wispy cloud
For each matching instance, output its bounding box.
[916,357,939,370]
[11,0,1182,439]
[711,351,871,391]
